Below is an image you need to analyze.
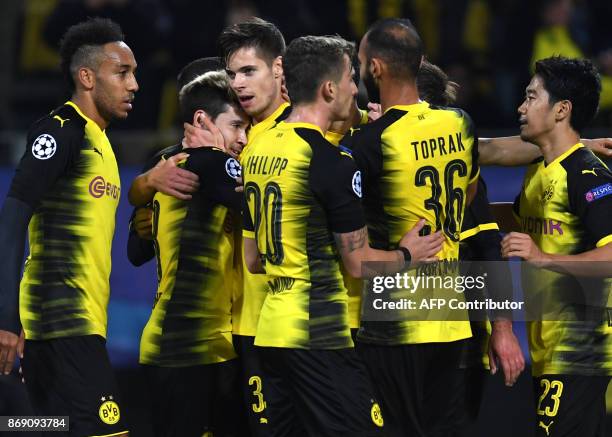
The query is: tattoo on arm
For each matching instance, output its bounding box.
[334,227,368,253]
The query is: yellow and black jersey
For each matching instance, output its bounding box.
[326,122,367,330]
[233,102,291,336]
[242,121,365,349]
[8,102,120,340]
[140,146,242,366]
[514,143,612,376]
[341,101,479,345]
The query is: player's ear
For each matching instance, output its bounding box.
[370,57,382,80]
[77,67,95,91]
[273,56,283,79]
[193,110,211,128]
[555,100,572,123]
[321,80,335,103]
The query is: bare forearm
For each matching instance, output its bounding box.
[479,136,541,166]
[539,244,612,277]
[128,173,155,207]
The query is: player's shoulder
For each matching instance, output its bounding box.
[561,145,610,174]
[429,105,475,135]
[29,104,86,143]
[187,147,241,180]
[342,108,406,148]
[293,126,352,162]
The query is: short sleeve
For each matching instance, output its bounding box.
[8,111,82,209]
[185,148,243,211]
[566,155,612,247]
[309,140,365,233]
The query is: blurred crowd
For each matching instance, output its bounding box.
[1,0,611,139]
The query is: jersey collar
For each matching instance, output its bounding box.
[249,102,290,138]
[65,101,105,133]
[279,121,324,136]
[384,101,430,113]
[544,142,584,167]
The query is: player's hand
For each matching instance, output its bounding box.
[0,329,19,375]
[501,232,548,264]
[134,206,153,239]
[147,152,199,201]
[235,176,244,193]
[582,137,612,159]
[488,320,525,387]
[399,219,444,264]
[183,114,224,150]
[367,102,382,122]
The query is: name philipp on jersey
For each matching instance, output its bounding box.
[520,216,564,236]
[411,132,466,161]
[244,154,289,176]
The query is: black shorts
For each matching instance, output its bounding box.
[258,346,384,437]
[533,374,610,437]
[22,335,128,437]
[233,334,268,437]
[142,359,242,437]
[357,340,466,437]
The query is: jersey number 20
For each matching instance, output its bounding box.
[245,182,284,265]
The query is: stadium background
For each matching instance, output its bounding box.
[0,1,610,436]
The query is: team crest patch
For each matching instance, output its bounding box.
[352,170,362,198]
[370,402,384,427]
[225,158,242,179]
[98,395,120,425]
[32,134,57,160]
[541,182,556,204]
[585,183,612,202]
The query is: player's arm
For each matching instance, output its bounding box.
[334,220,444,278]
[127,206,155,266]
[242,190,264,274]
[312,145,443,278]
[490,202,521,233]
[0,119,79,373]
[502,164,612,276]
[479,136,612,166]
[187,149,243,211]
[128,152,199,207]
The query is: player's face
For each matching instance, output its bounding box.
[92,42,138,122]
[215,104,249,158]
[332,55,358,122]
[517,75,556,144]
[358,35,380,104]
[226,47,281,119]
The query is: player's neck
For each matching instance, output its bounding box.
[285,103,331,133]
[252,92,286,125]
[537,128,580,164]
[71,93,109,130]
[380,79,419,112]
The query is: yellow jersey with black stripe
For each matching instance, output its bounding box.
[514,143,612,376]
[139,147,241,366]
[233,102,291,336]
[242,121,366,349]
[9,102,120,340]
[342,102,479,345]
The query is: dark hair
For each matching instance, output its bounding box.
[535,56,601,133]
[218,17,285,65]
[59,18,125,92]
[283,35,355,106]
[178,71,241,123]
[365,18,423,80]
[177,57,224,91]
[417,60,459,106]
